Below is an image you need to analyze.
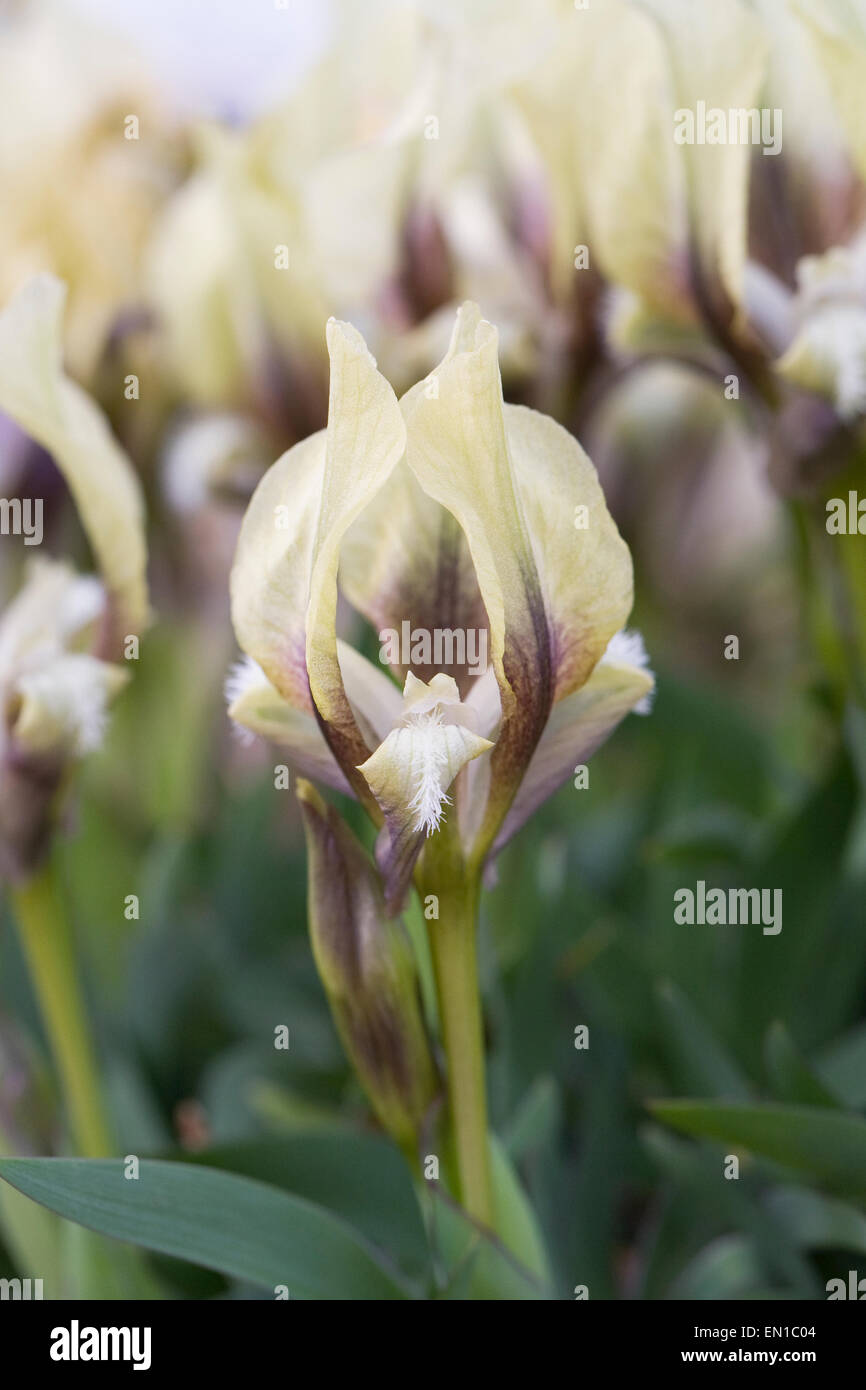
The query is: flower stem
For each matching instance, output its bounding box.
[421,831,492,1227]
[12,858,112,1157]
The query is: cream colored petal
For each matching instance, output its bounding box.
[504,402,633,702]
[402,302,552,853]
[360,720,492,836]
[358,676,493,913]
[147,167,264,408]
[0,275,149,631]
[753,0,849,183]
[222,138,334,372]
[0,4,168,380]
[337,640,403,747]
[776,304,866,417]
[463,664,501,740]
[231,320,406,806]
[794,0,866,183]
[230,430,326,713]
[0,558,105,680]
[225,656,351,795]
[642,0,770,315]
[514,0,689,311]
[341,457,488,696]
[493,640,655,854]
[305,319,407,794]
[12,653,128,758]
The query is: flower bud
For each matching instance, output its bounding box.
[297,779,438,1152]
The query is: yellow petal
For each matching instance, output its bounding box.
[225,656,351,794]
[0,275,149,631]
[0,4,168,380]
[504,402,633,701]
[514,0,689,311]
[494,632,654,853]
[341,458,488,696]
[336,640,403,747]
[402,302,552,851]
[230,430,326,713]
[304,318,407,793]
[146,164,263,408]
[794,0,866,183]
[225,642,402,792]
[230,320,406,807]
[643,0,770,315]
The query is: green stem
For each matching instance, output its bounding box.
[791,470,866,712]
[12,859,112,1157]
[420,830,492,1227]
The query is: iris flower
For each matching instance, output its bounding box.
[228,301,652,1231]
[230,301,652,895]
[0,275,148,880]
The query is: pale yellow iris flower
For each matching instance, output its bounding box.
[0,276,149,879]
[0,0,172,381]
[228,301,653,911]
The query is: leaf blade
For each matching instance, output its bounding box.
[0,1157,413,1300]
[650,1100,866,1198]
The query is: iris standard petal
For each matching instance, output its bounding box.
[341,458,488,695]
[504,402,633,701]
[402,302,553,854]
[0,274,149,633]
[304,318,407,796]
[230,430,327,712]
[643,0,770,319]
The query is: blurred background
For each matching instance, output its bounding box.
[1,0,865,1299]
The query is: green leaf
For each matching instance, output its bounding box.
[502,1077,561,1161]
[189,1132,429,1277]
[646,806,761,866]
[818,1023,866,1106]
[421,1133,554,1300]
[0,1157,414,1299]
[670,1234,762,1300]
[641,1126,818,1298]
[489,1134,552,1288]
[0,1168,61,1293]
[768,1187,866,1256]
[650,1100,866,1198]
[764,1022,840,1108]
[61,1224,164,1301]
[657,980,751,1100]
